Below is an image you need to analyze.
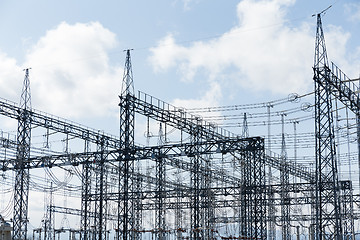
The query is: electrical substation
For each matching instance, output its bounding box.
[1,12,360,240]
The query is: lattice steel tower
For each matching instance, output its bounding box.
[313,12,342,239]
[118,49,136,239]
[14,68,32,240]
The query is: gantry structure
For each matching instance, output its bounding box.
[0,11,359,240]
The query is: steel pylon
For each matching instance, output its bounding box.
[13,68,32,240]
[313,13,342,239]
[118,49,136,239]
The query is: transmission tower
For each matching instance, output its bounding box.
[13,68,32,240]
[313,12,342,239]
[118,49,136,239]
[280,113,290,240]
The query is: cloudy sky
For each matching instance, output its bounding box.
[0,0,359,133]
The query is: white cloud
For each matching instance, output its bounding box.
[22,22,122,119]
[345,3,360,22]
[134,82,222,145]
[172,81,222,110]
[0,52,23,101]
[172,0,199,11]
[321,23,360,79]
[0,51,25,132]
[149,0,359,95]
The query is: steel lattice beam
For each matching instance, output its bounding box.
[0,93,313,183]
[129,92,315,182]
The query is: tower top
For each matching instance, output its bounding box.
[313,10,329,70]
[121,49,134,97]
[20,68,32,110]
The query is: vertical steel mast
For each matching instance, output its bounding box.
[155,123,166,239]
[94,137,108,240]
[118,49,135,239]
[313,12,342,239]
[80,139,92,240]
[14,68,32,240]
[280,113,290,240]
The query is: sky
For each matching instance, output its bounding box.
[0,0,360,235]
[0,0,359,134]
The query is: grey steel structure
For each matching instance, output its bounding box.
[117,49,136,240]
[1,13,359,240]
[313,13,342,239]
[13,69,32,240]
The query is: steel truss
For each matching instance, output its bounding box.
[313,13,358,239]
[94,138,108,240]
[2,15,359,238]
[155,124,166,239]
[117,49,136,240]
[13,69,32,240]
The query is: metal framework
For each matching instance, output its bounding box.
[117,49,136,239]
[240,138,267,239]
[155,123,166,239]
[1,14,359,240]
[80,140,92,240]
[280,114,291,240]
[310,13,360,239]
[94,138,108,240]
[13,69,32,240]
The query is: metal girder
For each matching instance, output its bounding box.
[326,62,360,114]
[328,63,360,195]
[130,91,315,182]
[264,153,314,182]
[0,99,119,149]
[0,95,313,182]
[101,181,345,203]
[134,91,234,140]
[0,136,263,170]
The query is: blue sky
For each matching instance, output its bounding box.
[0,0,359,132]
